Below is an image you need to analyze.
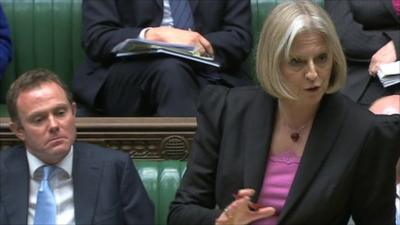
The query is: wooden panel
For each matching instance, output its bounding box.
[0,117,197,160]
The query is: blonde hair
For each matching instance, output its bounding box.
[256,0,346,99]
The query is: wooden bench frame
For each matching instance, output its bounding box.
[0,117,196,160]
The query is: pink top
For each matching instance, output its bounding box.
[252,151,301,225]
[394,0,400,15]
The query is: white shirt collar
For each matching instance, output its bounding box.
[26,145,74,179]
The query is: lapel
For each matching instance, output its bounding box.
[72,143,103,225]
[243,93,277,202]
[278,94,348,223]
[383,0,400,23]
[155,0,163,9]
[2,146,30,225]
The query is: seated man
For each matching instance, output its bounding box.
[0,3,12,80]
[0,69,154,225]
[73,0,253,116]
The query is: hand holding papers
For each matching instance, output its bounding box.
[111,38,220,68]
[377,61,400,88]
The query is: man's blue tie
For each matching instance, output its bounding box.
[34,165,56,225]
[396,207,400,225]
[169,0,194,30]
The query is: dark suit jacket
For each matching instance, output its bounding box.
[0,142,154,225]
[325,0,400,102]
[73,0,252,107]
[168,86,400,225]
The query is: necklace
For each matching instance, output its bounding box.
[278,103,313,143]
[280,113,310,143]
[286,124,308,142]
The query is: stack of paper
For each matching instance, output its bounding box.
[377,61,400,87]
[111,38,220,67]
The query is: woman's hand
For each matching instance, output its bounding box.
[369,41,397,76]
[215,189,276,225]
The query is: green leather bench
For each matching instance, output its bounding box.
[136,160,187,225]
[0,1,323,224]
[0,0,84,114]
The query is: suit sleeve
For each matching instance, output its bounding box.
[82,0,143,62]
[203,0,252,70]
[0,201,9,225]
[351,115,400,224]
[0,4,12,80]
[120,154,155,225]
[168,85,229,225]
[324,0,399,62]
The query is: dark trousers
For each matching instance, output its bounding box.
[96,56,237,116]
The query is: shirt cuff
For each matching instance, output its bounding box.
[138,28,152,39]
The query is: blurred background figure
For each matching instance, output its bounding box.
[370,94,400,115]
[369,94,400,225]
[325,0,400,107]
[0,3,12,80]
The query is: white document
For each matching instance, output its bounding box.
[377,61,400,88]
[112,38,196,52]
[111,38,220,68]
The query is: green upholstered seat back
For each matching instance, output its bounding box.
[135,160,187,225]
[0,0,84,107]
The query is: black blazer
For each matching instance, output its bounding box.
[325,0,400,102]
[73,0,252,107]
[168,86,400,225]
[0,142,154,225]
